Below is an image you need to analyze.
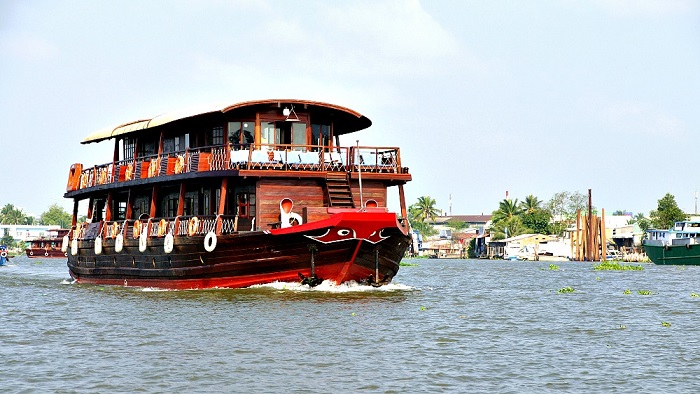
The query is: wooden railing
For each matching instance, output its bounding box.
[69,144,409,191]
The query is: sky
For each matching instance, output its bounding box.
[1,0,699,218]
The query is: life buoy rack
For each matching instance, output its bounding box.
[111,222,119,239]
[133,221,142,238]
[115,234,124,253]
[204,231,217,252]
[188,216,199,236]
[157,219,167,237]
[164,233,174,254]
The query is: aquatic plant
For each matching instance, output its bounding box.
[623,289,631,295]
[548,264,559,271]
[419,306,427,311]
[400,261,419,267]
[637,289,653,295]
[661,321,671,327]
[618,324,627,329]
[691,292,700,298]
[593,261,644,271]
[557,286,575,293]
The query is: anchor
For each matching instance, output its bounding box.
[359,248,391,287]
[299,245,323,287]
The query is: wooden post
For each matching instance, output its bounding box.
[587,189,593,261]
[601,208,607,261]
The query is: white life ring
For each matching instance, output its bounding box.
[0,251,6,258]
[115,234,124,253]
[61,235,69,252]
[94,236,103,255]
[139,231,147,252]
[164,233,174,254]
[71,239,78,256]
[44,252,49,256]
[204,231,217,252]
[29,251,33,256]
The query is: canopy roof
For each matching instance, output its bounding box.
[81,99,372,144]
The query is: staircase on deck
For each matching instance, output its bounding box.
[325,172,355,208]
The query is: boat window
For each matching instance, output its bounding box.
[183,191,198,216]
[233,186,256,218]
[261,122,278,146]
[123,137,135,160]
[160,192,179,218]
[212,126,224,146]
[163,135,187,154]
[311,124,330,149]
[228,122,254,150]
[139,140,157,158]
[133,195,150,219]
[292,123,306,149]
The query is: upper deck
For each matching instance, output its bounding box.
[65,99,411,197]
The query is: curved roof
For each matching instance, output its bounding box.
[81,99,372,144]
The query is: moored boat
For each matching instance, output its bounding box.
[0,245,9,265]
[643,220,700,265]
[63,99,412,289]
[25,228,70,258]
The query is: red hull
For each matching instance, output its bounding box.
[67,211,410,290]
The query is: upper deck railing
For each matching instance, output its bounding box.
[67,143,409,192]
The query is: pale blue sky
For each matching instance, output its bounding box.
[1,0,698,217]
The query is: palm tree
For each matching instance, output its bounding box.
[492,198,522,223]
[411,196,440,223]
[0,204,28,225]
[520,195,542,213]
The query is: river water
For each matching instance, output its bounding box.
[1,255,699,393]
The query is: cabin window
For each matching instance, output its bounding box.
[311,124,330,149]
[236,192,256,218]
[183,191,198,216]
[123,137,135,160]
[228,122,254,150]
[131,195,150,219]
[212,126,224,146]
[163,135,188,153]
[260,121,307,149]
[160,192,179,218]
[139,140,157,158]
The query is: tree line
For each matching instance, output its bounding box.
[407,191,688,240]
[0,203,72,227]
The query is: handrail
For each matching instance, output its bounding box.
[69,143,408,192]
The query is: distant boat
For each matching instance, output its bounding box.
[643,221,700,265]
[0,245,9,265]
[25,229,70,258]
[62,99,413,289]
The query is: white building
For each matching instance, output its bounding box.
[0,224,61,241]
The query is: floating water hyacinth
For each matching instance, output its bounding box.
[549,264,559,271]
[623,289,631,295]
[662,321,671,327]
[637,289,653,295]
[557,286,574,293]
[691,292,700,298]
[593,261,644,271]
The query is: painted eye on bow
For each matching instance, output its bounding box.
[337,229,351,237]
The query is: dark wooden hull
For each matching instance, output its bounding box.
[67,212,410,289]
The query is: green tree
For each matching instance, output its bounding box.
[445,219,467,231]
[40,204,72,228]
[0,204,30,225]
[411,196,440,222]
[521,209,552,234]
[408,196,440,238]
[0,229,14,246]
[649,193,686,230]
[492,198,522,223]
[490,216,529,240]
[520,195,542,214]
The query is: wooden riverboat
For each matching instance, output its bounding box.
[25,228,70,258]
[63,99,412,289]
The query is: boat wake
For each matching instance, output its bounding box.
[251,280,414,292]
